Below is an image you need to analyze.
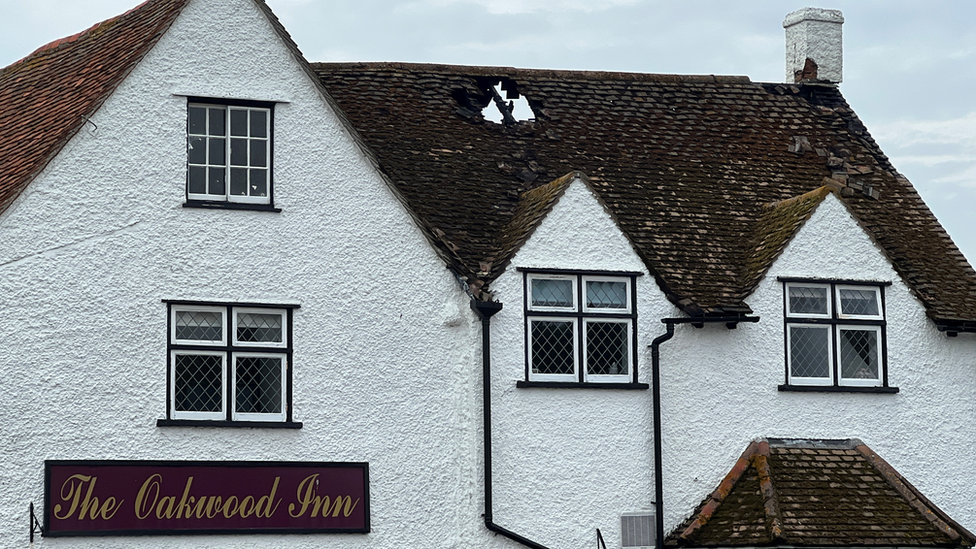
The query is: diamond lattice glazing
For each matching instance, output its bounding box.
[840,329,878,379]
[175,310,222,341]
[790,326,830,378]
[789,286,828,315]
[235,356,282,414]
[531,320,574,374]
[237,312,282,343]
[175,354,223,412]
[586,321,628,375]
[586,281,626,309]
[839,289,879,316]
[532,279,573,308]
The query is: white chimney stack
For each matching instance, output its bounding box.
[783,7,844,83]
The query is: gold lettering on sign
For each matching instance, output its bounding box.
[53,475,122,520]
[135,473,162,520]
[133,474,282,520]
[288,474,359,518]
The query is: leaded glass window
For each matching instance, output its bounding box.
[525,272,636,383]
[783,281,886,388]
[168,303,293,423]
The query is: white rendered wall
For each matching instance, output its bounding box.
[488,178,678,549]
[660,193,976,534]
[0,0,501,546]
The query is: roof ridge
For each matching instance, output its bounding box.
[311,61,752,84]
[677,440,762,544]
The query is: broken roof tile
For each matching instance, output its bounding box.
[314,62,976,321]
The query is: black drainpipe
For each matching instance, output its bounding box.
[471,299,552,549]
[651,315,759,549]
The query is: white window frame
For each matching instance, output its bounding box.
[582,317,633,383]
[231,351,288,422]
[783,281,886,389]
[232,307,288,349]
[186,101,272,206]
[527,316,579,382]
[167,303,294,423]
[785,282,831,319]
[171,305,227,346]
[835,285,883,320]
[171,349,227,421]
[524,272,637,384]
[836,324,883,387]
[786,323,833,386]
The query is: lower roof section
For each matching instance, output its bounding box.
[667,438,975,547]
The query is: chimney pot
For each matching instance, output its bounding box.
[784,7,844,84]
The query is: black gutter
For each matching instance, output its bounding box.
[651,315,759,549]
[471,299,552,549]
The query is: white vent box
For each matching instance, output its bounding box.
[621,511,655,549]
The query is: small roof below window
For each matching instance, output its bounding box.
[667,438,975,547]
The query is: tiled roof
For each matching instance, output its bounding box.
[0,0,191,215]
[312,63,976,321]
[667,439,976,547]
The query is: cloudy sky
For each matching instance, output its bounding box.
[2,0,974,264]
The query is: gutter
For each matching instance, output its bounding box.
[471,299,552,549]
[651,315,759,549]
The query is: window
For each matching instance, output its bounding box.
[163,302,299,425]
[523,271,637,384]
[186,99,273,207]
[783,281,889,388]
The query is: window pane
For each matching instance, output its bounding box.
[237,312,282,343]
[208,167,225,195]
[586,280,627,309]
[187,136,206,165]
[236,356,282,414]
[250,140,267,167]
[532,279,573,308]
[250,169,268,197]
[230,138,247,166]
[208,107,225,136]
[839,288,879,316]
[175,310,222,341]
[840,328,879,380]
[790,326,829,378]
[531,320,574,375]
[230,109,248,136]
[587,321,628,375]
[187,166,206,194]
[789,286,828,315]
[188,107,206,135]
[230,168,248,195]
[175,354,223,412]
[209,138,225,165]
[250,110,267,138]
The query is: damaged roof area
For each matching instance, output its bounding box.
[313,62,976,323]
[667,438,976,547]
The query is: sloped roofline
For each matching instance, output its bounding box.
[0,0,192,217]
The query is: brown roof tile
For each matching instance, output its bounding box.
[0,0,191,216]
[313,63,976,321]
[667,439,976,547]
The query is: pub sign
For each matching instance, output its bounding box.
[44,460,369,536]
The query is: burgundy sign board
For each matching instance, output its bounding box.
[44,461,369,537]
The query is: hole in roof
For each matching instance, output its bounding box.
[482,83,534,124]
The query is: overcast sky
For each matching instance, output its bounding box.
[2,0,974,264]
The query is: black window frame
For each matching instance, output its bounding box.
[184,97,280,213]
[158,300,302,428]
[778,278,898,394]
[517,268,647,390]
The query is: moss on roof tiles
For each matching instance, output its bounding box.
[668,439,975,547]
[314,63,976,321]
